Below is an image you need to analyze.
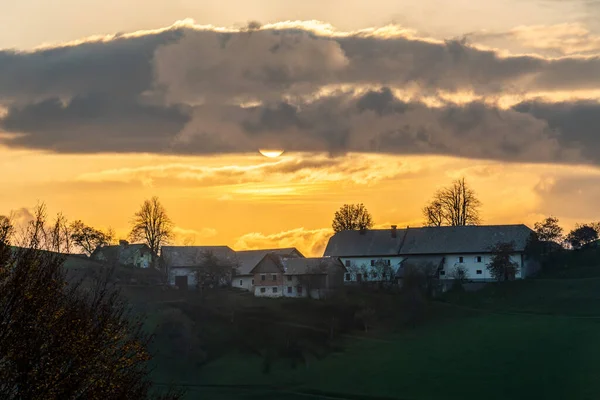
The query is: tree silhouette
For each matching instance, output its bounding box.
[566,224,599,249]
[423,177,481,226]
[130,197,173,255]
[70,220,113,255]
[533,216,563,243]
[332,203,374,233]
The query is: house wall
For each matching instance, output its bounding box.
[168,267,196,287]
[252,256,284,287]
[340,256,405,284]
[232,275,254,291]
[134,251,153,268]
[254,285,283,297]
[438,253,524,281]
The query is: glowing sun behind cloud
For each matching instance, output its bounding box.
[258,149,285,158]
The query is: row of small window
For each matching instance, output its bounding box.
[344,259,392,267]
[259,286,303,294]
[257,274,295,282]
[440,269,483,276]
[344,273,389,281]
[457,256,483,263]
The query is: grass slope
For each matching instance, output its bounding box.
[181,275,600,399]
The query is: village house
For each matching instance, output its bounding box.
[323,224,539,285]
[233,248,304,291]
[281,257,347,299]
[161,245,237,289]
[90,240,156,268]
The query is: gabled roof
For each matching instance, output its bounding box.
[399,225,534,254]
[90,243,153,265]
[323,230,405,257]
[161,246,236,268]
[282,257,345,275]
[235,247,303,275]
[323,224,535,257]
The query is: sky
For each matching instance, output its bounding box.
[2,0,600,255]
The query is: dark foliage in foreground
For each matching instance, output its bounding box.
[0,207,183,400]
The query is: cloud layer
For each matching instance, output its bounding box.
[1,20,600,165]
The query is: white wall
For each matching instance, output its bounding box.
[136,251,152,268]
[254,285,283,297]
[232,275,254,291]
[440,253,523,281]
[340,256,406,283]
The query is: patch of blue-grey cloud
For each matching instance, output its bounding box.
[0,23,599,165]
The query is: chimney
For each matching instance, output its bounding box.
[391,225,397,238]
[119,240,129,247]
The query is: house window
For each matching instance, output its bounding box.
[439,270,445,276]
[260,287,266,293]
[476,256,482,263]
[370,260,375,266]
[476,270,482,275]
[345,273,351,281]
[345,260,351,267]
[239,280,243,286]
[357,274,362,282]
[287,275,292,281]
[272,287,278,293]
[297,285,303,294]
[458,257,464,263]
[261,274,266,281]
[271,274,277,281]
[386,259,391,266]
[287,286,292,293]
[252,279,254,285]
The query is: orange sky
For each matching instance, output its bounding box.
[2,3,600,256]
[3,145,599,256]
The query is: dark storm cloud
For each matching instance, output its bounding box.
[512,100,600,163]
[1,93,190,152]
[0,22,599,162]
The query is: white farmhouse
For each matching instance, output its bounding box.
[323,224,540,284]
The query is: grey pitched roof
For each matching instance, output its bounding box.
[323,224,534,257]
[235,248,303,275]
[399,225,534,254]
[161,246,236,268]
[91,243,152,265]
[282,257,344,275]
[323,230,405,257]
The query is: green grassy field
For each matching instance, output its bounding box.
[137,271,600,400]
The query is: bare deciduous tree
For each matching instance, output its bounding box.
[423,178,481,227]
[130,197,173,255]
[70,220,113,256]
[332,203,374,233]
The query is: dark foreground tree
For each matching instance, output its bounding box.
[566,224,599,249]
[533,216,563,244]
[332,203,374,233]
[130,197,173,255]
[0,208,183,400]
[486,242,519,281]
[423,177,481,226]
